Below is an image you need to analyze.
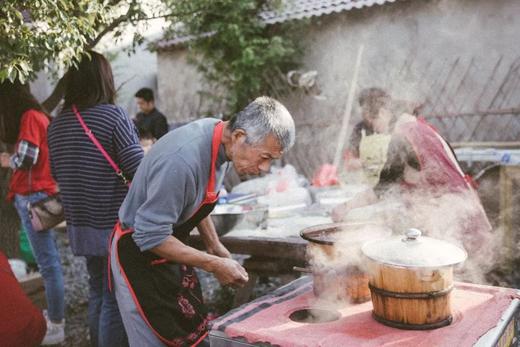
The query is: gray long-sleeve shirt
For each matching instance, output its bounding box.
[119,118,229,251]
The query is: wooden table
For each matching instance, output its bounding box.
[189,234,308,306]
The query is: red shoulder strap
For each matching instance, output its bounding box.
[72,105,130,187]
[204,121,224,202]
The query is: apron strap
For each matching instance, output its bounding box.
[204,121,224,203]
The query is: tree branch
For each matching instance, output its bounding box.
[42,4,204,112]
[42,73,68,113]
[87,13,129,48]
[133,11,188,21]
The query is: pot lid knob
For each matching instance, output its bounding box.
[403,228,422,241]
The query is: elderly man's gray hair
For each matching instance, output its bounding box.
[230,96,295,150]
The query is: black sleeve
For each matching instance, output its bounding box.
[133,114,145,137]
[347,122,364,157]
[153,114,169,139]
[373,135,420,197]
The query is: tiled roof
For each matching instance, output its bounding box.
[260,0,398,24]
[157,0,397,49]
[156,32,214,50]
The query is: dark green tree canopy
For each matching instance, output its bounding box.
[0,0,165,83]
[2,0,302,114]
[163,0,303,114]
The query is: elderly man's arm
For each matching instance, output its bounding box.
[132,155,247,286]
[151,235,247,286]
[197,216,231,258]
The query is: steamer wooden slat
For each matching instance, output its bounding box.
[367,260,454,328]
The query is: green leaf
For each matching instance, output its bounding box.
[165,0,303,113]
[1,0,166,83]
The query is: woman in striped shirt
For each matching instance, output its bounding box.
[48,51,143,347]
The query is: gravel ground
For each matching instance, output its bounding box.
[56,232,90,347]
[53,233,289,346]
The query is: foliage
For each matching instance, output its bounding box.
[1,0,303,113]
[1,1,98,83]
[163,0,303,114]
[0,0,166,83]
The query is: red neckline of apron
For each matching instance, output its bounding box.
[203,121,225,204]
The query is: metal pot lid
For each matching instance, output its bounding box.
[361,228,467,268]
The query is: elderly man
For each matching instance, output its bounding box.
[110,96,296,347]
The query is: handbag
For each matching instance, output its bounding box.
[27,170,65,232]
[28,193,65,232]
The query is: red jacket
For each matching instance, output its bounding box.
[0,252,46,347]
[8,109,57,201]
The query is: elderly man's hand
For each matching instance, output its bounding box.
[207,241,232,259]
[331,202,351,223]
[212,258,249,288]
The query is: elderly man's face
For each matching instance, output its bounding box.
[231,131,283,177]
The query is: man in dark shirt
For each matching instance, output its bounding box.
[134,88,169,141]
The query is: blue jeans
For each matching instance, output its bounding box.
[14,192,65,322]
[86,255,128,347]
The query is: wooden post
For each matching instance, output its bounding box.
[0,166,20,258]
[332,45,364,169]
[499,166,520,260]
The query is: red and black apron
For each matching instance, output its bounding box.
[110,121,224,347]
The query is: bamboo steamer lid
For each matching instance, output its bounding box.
[361,228,467,268]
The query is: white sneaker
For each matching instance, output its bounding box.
[41,311,65,345]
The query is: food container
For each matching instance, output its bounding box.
[362,228,467,330]
[211,204,268,235]
[299,222,391,303]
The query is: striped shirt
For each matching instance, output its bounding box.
[48,104,143,256]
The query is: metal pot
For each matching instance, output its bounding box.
[299,222,391,303]
[362,228,467,330]
[211,204,268,236]
[211,214,243,236]
[303,265,372,304]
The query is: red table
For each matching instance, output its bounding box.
[210,277,520,347]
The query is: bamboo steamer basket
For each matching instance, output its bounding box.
[362,229,467,330]
[300,222,391,303]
